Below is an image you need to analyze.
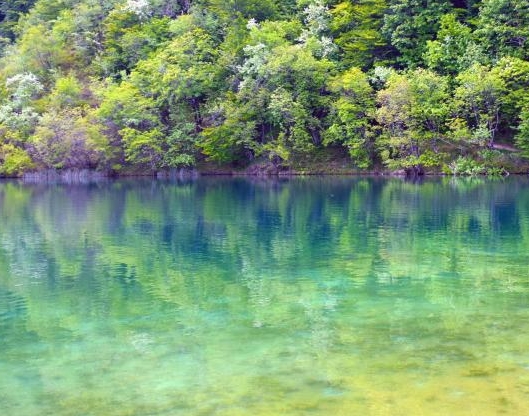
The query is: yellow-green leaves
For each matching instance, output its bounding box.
[376,69,450,171]
[325,67,374,168]
[0,143,34,175]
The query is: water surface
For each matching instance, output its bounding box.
[1,176,529,415]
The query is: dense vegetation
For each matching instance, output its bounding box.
[1,0,529,176]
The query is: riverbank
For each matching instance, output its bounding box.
[5,147,529,181]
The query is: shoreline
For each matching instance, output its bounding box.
[1,166,527,183]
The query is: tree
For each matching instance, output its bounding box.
[424,13,477,75]
[376,69,450,173]
[97,81,162,169]
[100,9,171,78]
[47,74,85,109]
[28,108,107,169]
[264,44,333,151]
[382,0,451,67]
[1,0,526,174]
[515,107,529,157]
[453,63,505,147]
[297,0,336,59]
[475,0,529,62]
[10,24,66,79]
[200,92,259,163]
[324,67,375,168]
[203,0,279,22]
[0,72,43,140]
[201,18,334,164]
[0,0,37,43]
[131,27,220,133]
[329,0,388,68]
[0,143,33,175]
[118,126,165,169]
[491,57,529,138]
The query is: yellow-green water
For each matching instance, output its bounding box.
[1,177,529,415]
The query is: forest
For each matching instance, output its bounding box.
[1,0,529,176]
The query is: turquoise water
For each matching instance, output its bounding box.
[1,176,529,415]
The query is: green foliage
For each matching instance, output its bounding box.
[200,94,258,163]
[1,0,529,174]
[12,23,67,79]
[330,0,388,68]
[204,0,279,22]
[29,108,108,169]
[492,57,529,128]
[515,107,529,158]
[97,80,161,168]
[127,25,222,165]
[408,68,450,133]
[47,74,85,109]
[199,16,334,164]
[163,125,197,167]
[324,67,375,168]
[101,10,171,78]
[0,0,37,43]
[131,26,220,118]
[448,156,485,175]
[119,126,164,169]
[424,13,476,75]
[383,0,451,66]
[98,81,159,131]
[0,143,34,175]
[475,0,529,61]
[376,69,450,170]
[453,63,505,146]
[447,153,508,176]
[297,0,336,58]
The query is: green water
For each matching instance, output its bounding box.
[1,177,529,415]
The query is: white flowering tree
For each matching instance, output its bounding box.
[0,72,43,137]
[298,0,336,58]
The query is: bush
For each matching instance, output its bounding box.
[0,144,34,176]
[448,156,485,175]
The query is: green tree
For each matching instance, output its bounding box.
[515,107,529,157]
[200,92,259,163]
[201,18,333,164]
[491,57,529,139]
[453,63,505,147]
[131,27,220,133]
[101,9,171,78]
[382,0,451,67]
[297,0,336,59]
[424,13,478,75]
[118,126,165,169]
[376,69,450,173]
[203,0,279,22]
[0,0,37,43]
[28,108,107,169]
[475,0,529,61]
[264,44,333,151]
[329,0,388,68]
[97,81,161,169]
[10,23,67,78]
[47,74,86,109]
[324,67,375,168]
[0,143,33,175]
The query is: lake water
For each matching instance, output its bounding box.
[1,176,529,415]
